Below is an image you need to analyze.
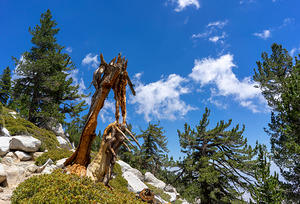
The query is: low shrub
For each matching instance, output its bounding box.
[35,148,72,166]
[146,183,171,202]
[110,162,129,193]
[11,169,146,204]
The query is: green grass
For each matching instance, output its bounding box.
[1,106,59,151]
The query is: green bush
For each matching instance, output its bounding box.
[110,163,129,193]
[2,106,58,151]
[35,149,73,166]
[146,183,171,202]
[11,169,146,204]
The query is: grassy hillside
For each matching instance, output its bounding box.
[0,105,59,151]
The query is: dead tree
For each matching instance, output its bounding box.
[64,53,140,180]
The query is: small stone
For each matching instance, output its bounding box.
[15,151,32,161]
[26,164,38,173]
[55,158,67,169]
[32,152,44,160]
[0,164,7,184]
[0,137,12,156]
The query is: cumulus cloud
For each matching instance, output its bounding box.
[253,29,271,40]
[130,73,196,121]
[82,53,99,68]
[172,0,200,12]
[189,54,265,112]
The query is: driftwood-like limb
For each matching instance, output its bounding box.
[64,53,138,182]
[86,122,140,184]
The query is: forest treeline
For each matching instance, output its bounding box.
[0,9,299,203]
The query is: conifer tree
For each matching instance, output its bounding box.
[0,67,11,105]
[253,43,300,199]
[250,144,285,204]
[12,9,86,126]
[138,122,169,174]
[177,108,256,203]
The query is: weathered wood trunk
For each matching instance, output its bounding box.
[64,53,139,185]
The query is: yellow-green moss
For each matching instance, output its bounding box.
[1,107,58,151]
[146,183,171,202]
[35,149,73,166]
[11,169,146,204]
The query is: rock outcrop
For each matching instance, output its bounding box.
[9,136,41,152]
[0,137,11,156]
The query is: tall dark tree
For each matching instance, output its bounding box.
[176,108,256,203]
[250,143,285,204]
[0,67,11,105]
[12,9,86,126]
[138,122,169,174]
[253,43,300,199]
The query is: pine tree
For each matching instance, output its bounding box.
[253,43,300,200]
[250,144,285,204]
[176,108,256,203]
[0,67,11,105]
[12,9,86,126]
[138,122,169,174]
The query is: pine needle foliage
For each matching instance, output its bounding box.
[253,43,300,200]
[0,66,11,105]
[176,108,256,203]
[12,9,87,126]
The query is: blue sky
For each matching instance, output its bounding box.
[0,0,299,160]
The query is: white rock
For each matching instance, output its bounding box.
[5,165,25,187]
[154,195,168,204]
[15,151,32,161]
[116,160,144,181]
[1,127,10,137]
[0,137,11,156]
[122,171,148,194]
[0,164,7,184]
[166,192,177,202]
[55,158,67,168]
[9,136,41,152]
[36,158,54,173]
[5,152,16,159]
[164,184,177,193]
[32,151,44,160]
[42,164,56,174]
[145,172,166,190]
[179,199,190,204]
[53,123,65,137]
[8,111,17,119]
[26,164,38,173]
[56,136,71,149]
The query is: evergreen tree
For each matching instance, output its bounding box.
[138,122,169,174]
[253,43,300,199]
[176,108,256,203]
[12,9,86,126]
[0,67,11,105]
[250,143,285,204]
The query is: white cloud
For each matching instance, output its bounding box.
[130,73,196,121]
[99,100,115,123]
[192,20,228,47]
[172,0,200,12]
[207,20,228,29]
[253,29,271,40]
[189,54,265,112]
[82,53,99,68]
[290,48,300,56]
[69,69,91,105]
[66,47,72,53]
[208,32,226,43]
